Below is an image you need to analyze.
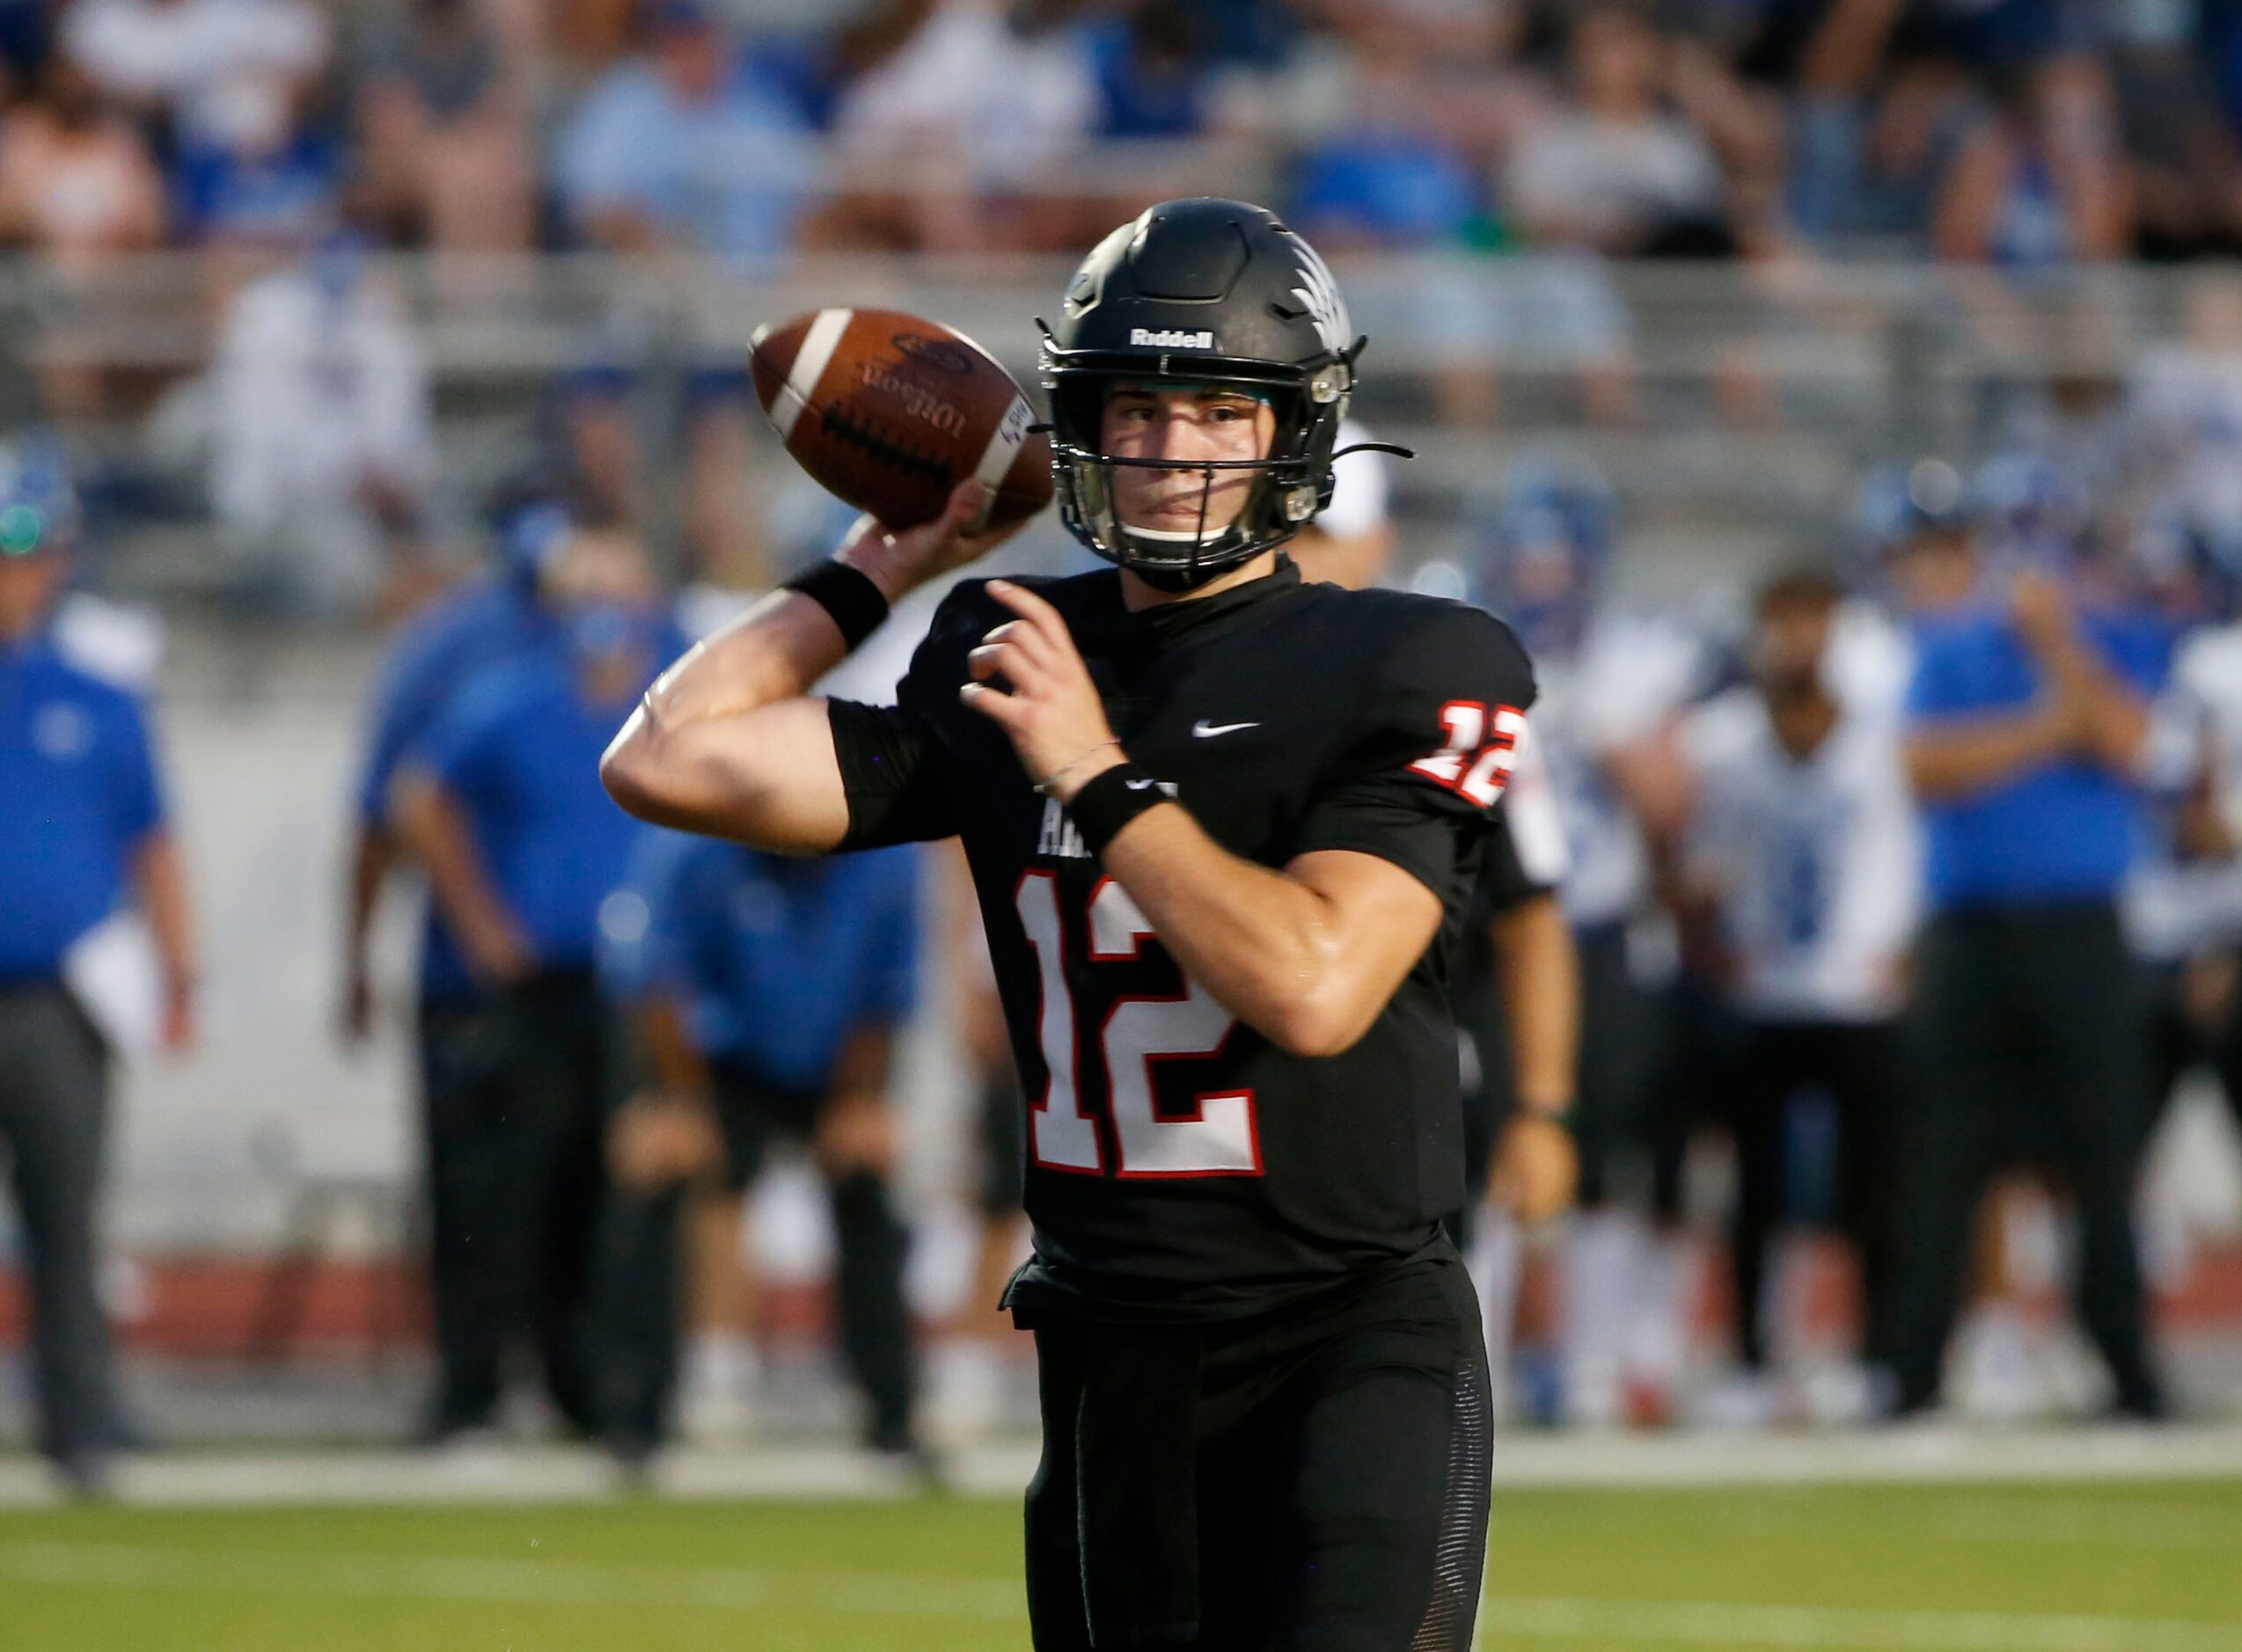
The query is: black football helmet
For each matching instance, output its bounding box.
[1041,198,1375,589]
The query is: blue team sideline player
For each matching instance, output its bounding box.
[597,832,923,1463]
[0,441,197,1493]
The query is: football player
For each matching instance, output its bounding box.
[1656,569,1917,1423]
[1470,457,1705,1426]
[604,198,1533,1650]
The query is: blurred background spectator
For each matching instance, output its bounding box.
[352,0,534,259]
[0,437,194,1492]
[207,227,437,618]
[0,55,165,276]
[554,0,817,262]
[1506,5,1731,259]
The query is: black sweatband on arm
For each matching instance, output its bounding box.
[782,560,890,651]
[1070,762,1170,858]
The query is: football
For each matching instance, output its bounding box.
[749,307,1053,533]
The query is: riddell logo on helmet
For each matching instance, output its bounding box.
[1130,327,1216,349]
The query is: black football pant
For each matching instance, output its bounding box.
[594,1064,917,1451]
[1724,1018,1901,1371]
[2140,953,2242,1151]
[0,982,118,1464]
[1023,1260,1490,1652]
[1448,944,1509,1245]
[1571,921,1694,1220]
[1887,905,2162,1413]
[418,970,606,1436]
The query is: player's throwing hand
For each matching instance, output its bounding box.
[960,580,1125,800]
[840,479,1022,603]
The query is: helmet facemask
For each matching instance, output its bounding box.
[1044,352,1352,590]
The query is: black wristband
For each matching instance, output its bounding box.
[1068,761,1169,858]
[781,559,890,651]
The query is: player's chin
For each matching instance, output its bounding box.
[1121,500,1250,537]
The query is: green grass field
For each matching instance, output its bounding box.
[4,1480,2242,1650]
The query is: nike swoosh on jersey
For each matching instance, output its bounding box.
[1191,720,1261,738]
[1125,778,1158,790]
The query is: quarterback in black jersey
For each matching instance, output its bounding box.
[605,199,1535,1651]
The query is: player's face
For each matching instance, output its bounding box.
[0,551,62,640]
[1890,527,1976,612]
[1100,385,1277,538]
[1752,603,1834,699]
[543,525,658,607]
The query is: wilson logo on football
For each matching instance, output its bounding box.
[1129,327,1216,349]
[855,363,968,438]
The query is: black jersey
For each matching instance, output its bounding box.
[828,559,1535,1321]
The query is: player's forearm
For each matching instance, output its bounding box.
[1903,703,2073,800]
[2084,676,2150,774]
[132,831,197,1002]
[601,534,916,846]
[1096,806,1399,1059]
[830,1023,895,1099]
[637,998,714,1098]
[344,823,393,964]
[391,773,524,969]
[599,586,854,846]
[1491,895,1579,1115]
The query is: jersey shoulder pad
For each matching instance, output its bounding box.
[1314,590,1536,804]
[1346,588,1536,722]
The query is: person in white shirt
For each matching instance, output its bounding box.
[2128,574,2242,1159]
[208,231,436,617]
[1288,418,1396,591]
[1473,455,1707,1425]
[63,0,326,157]
[1661,568,1917,1415]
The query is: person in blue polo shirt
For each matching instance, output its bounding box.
[387,512,676,1442]
[0,441,196,1491]
[596,830,921,1464]
[341,497,579,1444]
[341,499,568,1042]
[1886,487,2171,1420]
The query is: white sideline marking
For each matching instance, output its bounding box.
[2,1426,2240,1510]
[0,1541,1021,1620]
[4,1544,2238,1649]
[1478,1595,2242,1650]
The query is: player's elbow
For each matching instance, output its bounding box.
[599,734,663,822]
[1260,983,1376,1060]
[600,720,698,829]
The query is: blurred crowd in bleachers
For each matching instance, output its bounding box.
[11,0,2242,269]
[18,0,2242,625]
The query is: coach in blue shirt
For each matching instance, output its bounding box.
[341,501,570,1034]
[0,442,196,1490]
[1887,507,2168,1420]
[341,500,578,1444]
[596,832,922,1460]
[385,513,676,1443]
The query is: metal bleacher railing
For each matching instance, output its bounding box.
[5,249,2226,617]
